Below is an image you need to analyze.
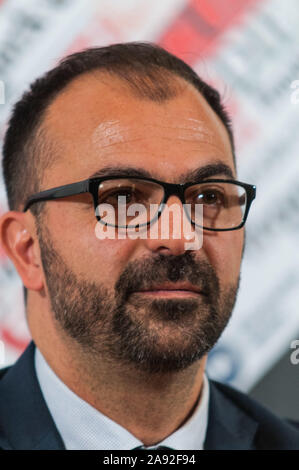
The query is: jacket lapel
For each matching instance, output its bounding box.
[0,341,65,450]
[204,378,259,449]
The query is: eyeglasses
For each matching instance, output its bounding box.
[23,175,256,231]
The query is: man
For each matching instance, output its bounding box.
[0,42,298,450]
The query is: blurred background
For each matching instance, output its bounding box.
[0,0,299,419]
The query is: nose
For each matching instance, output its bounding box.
[143,194,199,256]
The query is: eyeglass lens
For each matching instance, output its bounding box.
[96,178,246,229]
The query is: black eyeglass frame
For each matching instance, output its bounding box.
[23,175,256,232]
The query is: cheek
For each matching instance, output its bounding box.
[87,238,136,284]
[202,230,244,285]
[47,207,137,284]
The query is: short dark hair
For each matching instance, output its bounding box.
[1,41,235,304]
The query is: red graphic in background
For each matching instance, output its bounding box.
[1,327,29,355]
[159,0,261,63]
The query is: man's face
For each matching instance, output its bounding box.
[36,74,244,374]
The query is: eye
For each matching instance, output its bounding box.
[201,190,224,205]
[100,188,139,205]
[194,189,225,207]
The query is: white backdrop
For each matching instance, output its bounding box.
[0,0,298,391]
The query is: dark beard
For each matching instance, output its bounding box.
[36,220,239,374]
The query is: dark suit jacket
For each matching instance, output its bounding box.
[0,340,299,450]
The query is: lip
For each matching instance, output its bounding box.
[135,282,203,295]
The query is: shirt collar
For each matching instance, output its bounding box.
[35,346,210,450]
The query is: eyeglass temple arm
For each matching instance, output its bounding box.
[23,180,89,212]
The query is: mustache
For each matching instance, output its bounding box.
[114,251,220,302]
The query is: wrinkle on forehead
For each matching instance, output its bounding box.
[92,117,219,149]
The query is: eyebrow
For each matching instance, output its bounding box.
[88,161,235,183]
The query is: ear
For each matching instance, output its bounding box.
[0,210,44,292]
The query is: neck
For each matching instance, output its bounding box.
[29,308,207,446]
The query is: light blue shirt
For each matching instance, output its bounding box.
[35,347,210,450]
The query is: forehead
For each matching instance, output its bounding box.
[42,73,234,186]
